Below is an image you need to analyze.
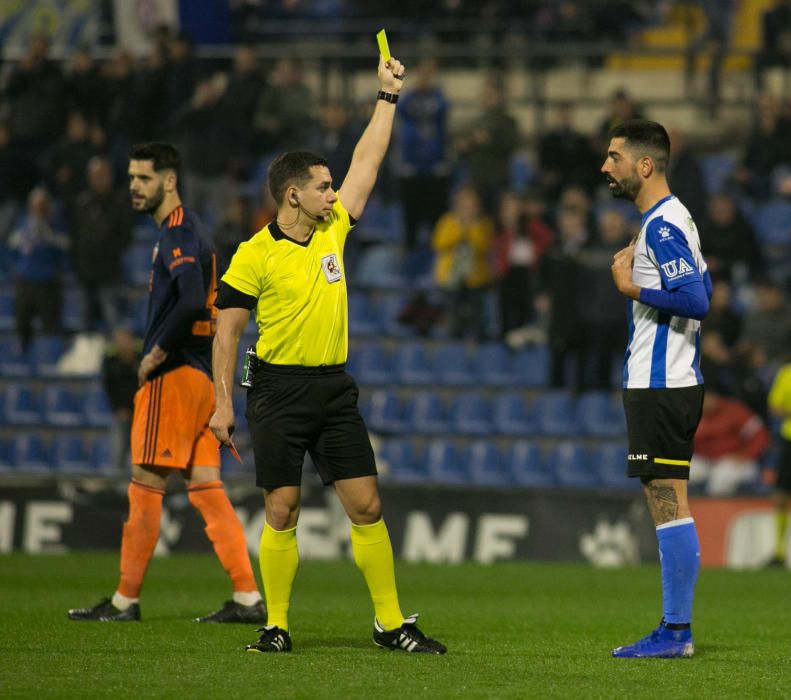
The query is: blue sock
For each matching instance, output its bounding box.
[656,518,700,625]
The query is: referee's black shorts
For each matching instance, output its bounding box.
[245,362,377,490]
[776,438,791,493]
[622,385,704,480]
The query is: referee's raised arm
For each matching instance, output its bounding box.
[337,54,405,221]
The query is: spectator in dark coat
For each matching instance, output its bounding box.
[71,157,133,331]
[3,33,67,164]
[540,206,589,390]
[667,127,708,224]
[575,208,632,391]
[537,102,598,199]
[698,193,763,283]
[456,74,519,215]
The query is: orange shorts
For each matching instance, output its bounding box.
[131,365,220,469]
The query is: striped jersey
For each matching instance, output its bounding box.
[144,205,217,380]
[623,194,707,389]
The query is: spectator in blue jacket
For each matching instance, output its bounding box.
[7,187,69,350]
[395,58,450,252]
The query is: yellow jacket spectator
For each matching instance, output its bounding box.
[432,185,494,290]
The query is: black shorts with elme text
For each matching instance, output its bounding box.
[623,385,704,480]
[245,361,377,490]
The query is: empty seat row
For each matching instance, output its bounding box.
[348,341,550,387]
[378,438,635,490]
[0,434,119,475]
[363,389,626,438]
[0,335,68,377]
[2,383,112,426]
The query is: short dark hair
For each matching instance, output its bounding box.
[128,142,181,176]
[268,151,328,204]
[609,119,670,172]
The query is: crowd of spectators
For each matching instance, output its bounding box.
[1,9,791,495]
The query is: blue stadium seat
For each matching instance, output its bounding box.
[379,438,426,483]
[394,342,435,385]
[407,391,450,434]
[701,153,737,194]
[492,393,536,435]
[83,385,113,427]
[53,434,92,473]
[576,391,626,438]
[31,335,66,376]
[505,441,556,488]
[0,288,14,330]
[91,435,118,473]
[13,434,51,473]
[348,291,381,336]
[0,338,33,377]
[354,244,406,288]
[450,393,493,436]
[510,154,534,192]
[0,438,15,472]
[467,440,511,486]
[754,200,791,244]
[348,342,394,385]
[366,390,408,435]
[43,385,84,426]
[511,345,550,387]
[592,442,637,490]
[434,343,475,386]
[62,288,85,332]
[378,293,414,337]
[534,391,577,436]
[122,242,154,287]
[4,385,42,425]
[550,442,600,489]
[426,439,468,485]
[477,343,512,386]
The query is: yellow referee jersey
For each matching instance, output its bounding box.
[769,363,791,440]
[222,198,354,366]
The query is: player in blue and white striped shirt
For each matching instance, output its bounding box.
[602,119,711,659]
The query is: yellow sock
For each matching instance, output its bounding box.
[776,508,788,561]
[351,518,403,631]
[259,524,299,631]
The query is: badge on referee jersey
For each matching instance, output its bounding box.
[321,253,342,283]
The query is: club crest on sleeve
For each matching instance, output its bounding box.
[321,253,342,283]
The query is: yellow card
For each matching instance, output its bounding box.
[376,29,390,63]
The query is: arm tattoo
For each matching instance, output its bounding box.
[644,483,679,525]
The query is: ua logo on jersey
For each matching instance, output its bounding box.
[661,258,694,279]
[321,253,342,283]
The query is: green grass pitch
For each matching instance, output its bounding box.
[2,553,791,699]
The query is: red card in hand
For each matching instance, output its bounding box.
[227,443,242,463]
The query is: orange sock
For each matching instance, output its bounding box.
[188,481,258,593]
[118,480,165,599]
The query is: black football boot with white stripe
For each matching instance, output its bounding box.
[373,614,446,654]
[245,625,292,653]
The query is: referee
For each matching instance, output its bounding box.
[210,54,446,655]
[603,120,711,659]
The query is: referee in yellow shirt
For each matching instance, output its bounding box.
[210,54,445,654]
